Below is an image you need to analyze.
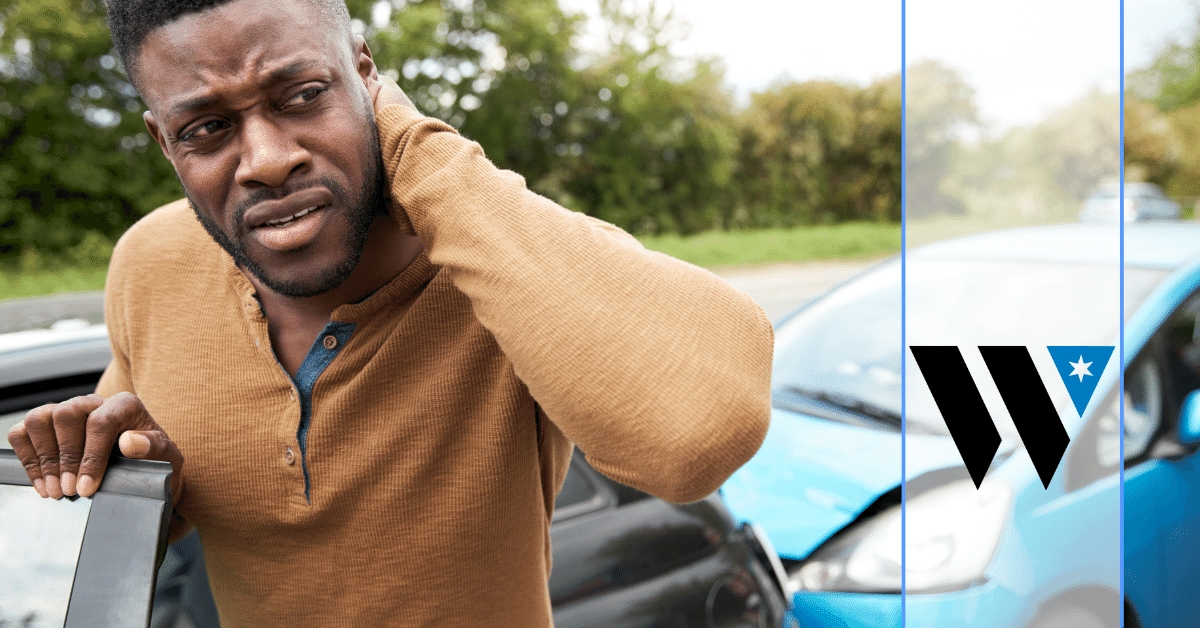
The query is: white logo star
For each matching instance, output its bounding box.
[1069,356,1093,382]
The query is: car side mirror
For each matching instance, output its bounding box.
[1177,390,1200,445]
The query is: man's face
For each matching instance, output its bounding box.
[138,0,386,298]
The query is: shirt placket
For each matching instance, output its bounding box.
[290,321,357,503]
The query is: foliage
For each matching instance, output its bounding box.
[1128,15,1200,114]
[0,222,901,299]
[903,60,978,218]
[940,90,1120,221]
[1124,14,1200,208]
[0,0,183,268]
[365,0,746,235]
[0,264,109,300]
[736,76,900,228]
[0,0,905,268]
[905,59,1120,222]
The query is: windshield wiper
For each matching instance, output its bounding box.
[774,385,903,428]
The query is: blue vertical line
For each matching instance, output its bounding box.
[900,0,907,623]
[1118,0,1126,623]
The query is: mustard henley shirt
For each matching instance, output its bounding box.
[96,105,774,627]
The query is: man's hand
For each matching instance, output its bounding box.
[7,392,183,504]
[370,74,417,118]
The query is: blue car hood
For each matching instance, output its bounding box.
[721,407,971,559]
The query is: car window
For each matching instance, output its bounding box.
[1124,358,1164,461]
[1093,355,1165,469]
[0,452,173,627]
[1,410,25,449]
[0,485,91,628]
[1068,291,1200,490]
[774,259,1166,437]
[552,455,619,523]
[554,465,597,510]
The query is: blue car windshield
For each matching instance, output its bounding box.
[772,257,1169,435]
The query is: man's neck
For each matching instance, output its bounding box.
[244,216,423,377]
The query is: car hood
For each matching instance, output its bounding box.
[720,407,986,559]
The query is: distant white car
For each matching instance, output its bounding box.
[1081,181,1180,222]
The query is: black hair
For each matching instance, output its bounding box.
[104,0,352,90]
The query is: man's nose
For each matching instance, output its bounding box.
[233,116,310,188]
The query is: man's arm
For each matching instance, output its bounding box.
[374,95,773,503]
[8,229,186,520]
[97,268,192,542]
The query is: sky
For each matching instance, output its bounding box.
[560,0,1199,131]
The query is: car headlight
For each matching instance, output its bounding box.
[790,479,1012,594]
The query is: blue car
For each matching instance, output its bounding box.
[722,222,1200,627]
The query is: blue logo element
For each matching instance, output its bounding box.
[1046,346,1115,416]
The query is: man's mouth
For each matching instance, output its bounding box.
[261,205,324,228]
[250,204,329,253]
[242,188,336,252]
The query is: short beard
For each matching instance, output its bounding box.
[187,109,389,299]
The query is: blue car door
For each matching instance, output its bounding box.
[1109,294,1200,627]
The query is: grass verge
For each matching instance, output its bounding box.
[1,267,109,301]
[1,223,903,301]
[635,222,901,269]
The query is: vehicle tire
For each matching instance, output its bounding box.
[1026,603,1114,628]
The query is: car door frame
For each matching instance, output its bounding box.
[0,450,173,628]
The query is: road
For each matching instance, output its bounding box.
[0,291,106,335]
[715,259,878,323]
[0,259,878,334]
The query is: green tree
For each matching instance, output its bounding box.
[0,0,903,271]
[0,0,182,268]
[1128,14,1200,114]
[734,74,900,228]
[904,60,978,218]
[553,0,739,234]
[357,0,586,191]
[364,0,742,235]
[938,90,1119,221]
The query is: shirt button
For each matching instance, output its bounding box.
[323,335,338,350]
[284,447,295,465]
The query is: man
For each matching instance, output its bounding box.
[7,0,773,625]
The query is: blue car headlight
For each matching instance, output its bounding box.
[791,479,1012,594]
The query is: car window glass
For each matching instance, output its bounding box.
[1,411,25,448]
[1162,295,1200,408]
[554,466,596,510]
[774,259,1166,436]
[1095,357,1164,467]
[0,485,91,627]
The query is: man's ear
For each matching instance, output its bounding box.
[143,110,174,164]
[354,35,381,100]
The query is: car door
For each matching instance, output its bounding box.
[1065,290,1200,627]
[0,450,174,627]
[0,330,787,628]
[550,452,785,628]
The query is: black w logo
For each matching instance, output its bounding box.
[909,346,1070,490]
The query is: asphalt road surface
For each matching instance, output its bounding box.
[0,291,106,335]
[0,259,879,334]
[715,259,879,323]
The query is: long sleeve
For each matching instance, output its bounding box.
[96,255,134,399]
[377,106,773,503]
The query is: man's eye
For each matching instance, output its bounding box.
[285,86,325,108]
[181,120,228,142]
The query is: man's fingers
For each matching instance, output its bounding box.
[7,421,47,498]
[373,74,416,115]
[52,394,105,496]
[118,430,179,463]
[75,392,152,497]
[22,407,64,498]
[11,392,180,501]
[117,430,184,502]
